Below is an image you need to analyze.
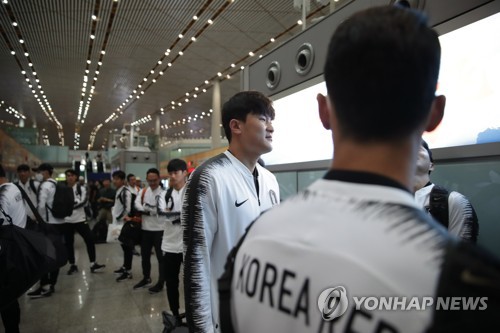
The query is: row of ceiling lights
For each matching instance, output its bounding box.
[111,0,227,121]
[88,0,232,148]
[159,4,329,138]
[91,1,328,148]
[1,100,26,120]
[131,115,152,127]
[75,0,119,150]
[2,0,64,145]
[161,109,213,131]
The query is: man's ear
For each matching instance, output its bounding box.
[317,93,331,130]
[229,118,242,136]
[425,95,445,132]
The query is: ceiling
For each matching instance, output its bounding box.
[0,0,331,150]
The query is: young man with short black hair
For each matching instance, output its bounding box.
[414,140,479,242]
[28,163,64,298]
[133,168,165,290]
[15,164,39,229]
[157,159,187,324]
[182,91,280,332]
[221,6,498,332]
[63,169,105,275]
[112,170,134,281]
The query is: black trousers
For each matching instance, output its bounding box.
[163,252,183,317]
[0,299,20,333]
[40,224,65,287]
[63,221,96,264]
[121,243,133,270]
[140,230,163,281]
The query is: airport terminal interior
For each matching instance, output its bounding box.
[1,0,500,332]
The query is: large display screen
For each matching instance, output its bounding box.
[263,81,331,166]
[424,12,500,148]
[264,12,500,166]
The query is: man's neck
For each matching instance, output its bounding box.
[0,177,7,185]
[331,138,418,191]
[174,183,185,191]
[414,174,431,193]
[227,145,258,172]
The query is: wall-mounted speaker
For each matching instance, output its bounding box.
[266,61,281,90]
[295,43,314,76]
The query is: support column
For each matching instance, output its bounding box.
[211,80,222,148]
[155,114,160,135]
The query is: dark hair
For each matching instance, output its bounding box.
[146,168,160,177]
[127,173,135,182]
[222,91,275,142]
[0,164,5,178]
[65,169,78,176]
[17,164,30,172]
[324,6,441,142]
[421,140,434,163]
[167,159,187,172]
[112,170,126,180]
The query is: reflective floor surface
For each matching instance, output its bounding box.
[8,230,183,333]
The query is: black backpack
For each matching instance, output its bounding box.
[429,185,479,242]
[46,180,74,219]
[0,205,61,310]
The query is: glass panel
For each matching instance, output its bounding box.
[274,171,297,202]
[298,170,326,192]
[431,159,500,257]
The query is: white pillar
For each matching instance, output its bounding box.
[211,80,222,148]
[155,114,160,135]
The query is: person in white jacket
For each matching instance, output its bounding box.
[0,164,27,333]
[63,169,105,275]
[414,140,479,242]
[133,168,166,290]
[182,91,280,332]
[157,159,188,325]
[28,163,64,298]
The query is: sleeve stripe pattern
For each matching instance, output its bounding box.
[182,153,230,332]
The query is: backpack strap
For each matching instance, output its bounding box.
[429,184,450,228]
[218,220,258,333]
[29,179,38,194]
[73,184,88,209]
[15,184,46,224]
[165,187,174,211]
[44,179,58,216]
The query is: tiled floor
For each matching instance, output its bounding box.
[12,232,183,333]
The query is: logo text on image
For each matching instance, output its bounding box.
[317,286,349,321]
[317,286,488,320]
